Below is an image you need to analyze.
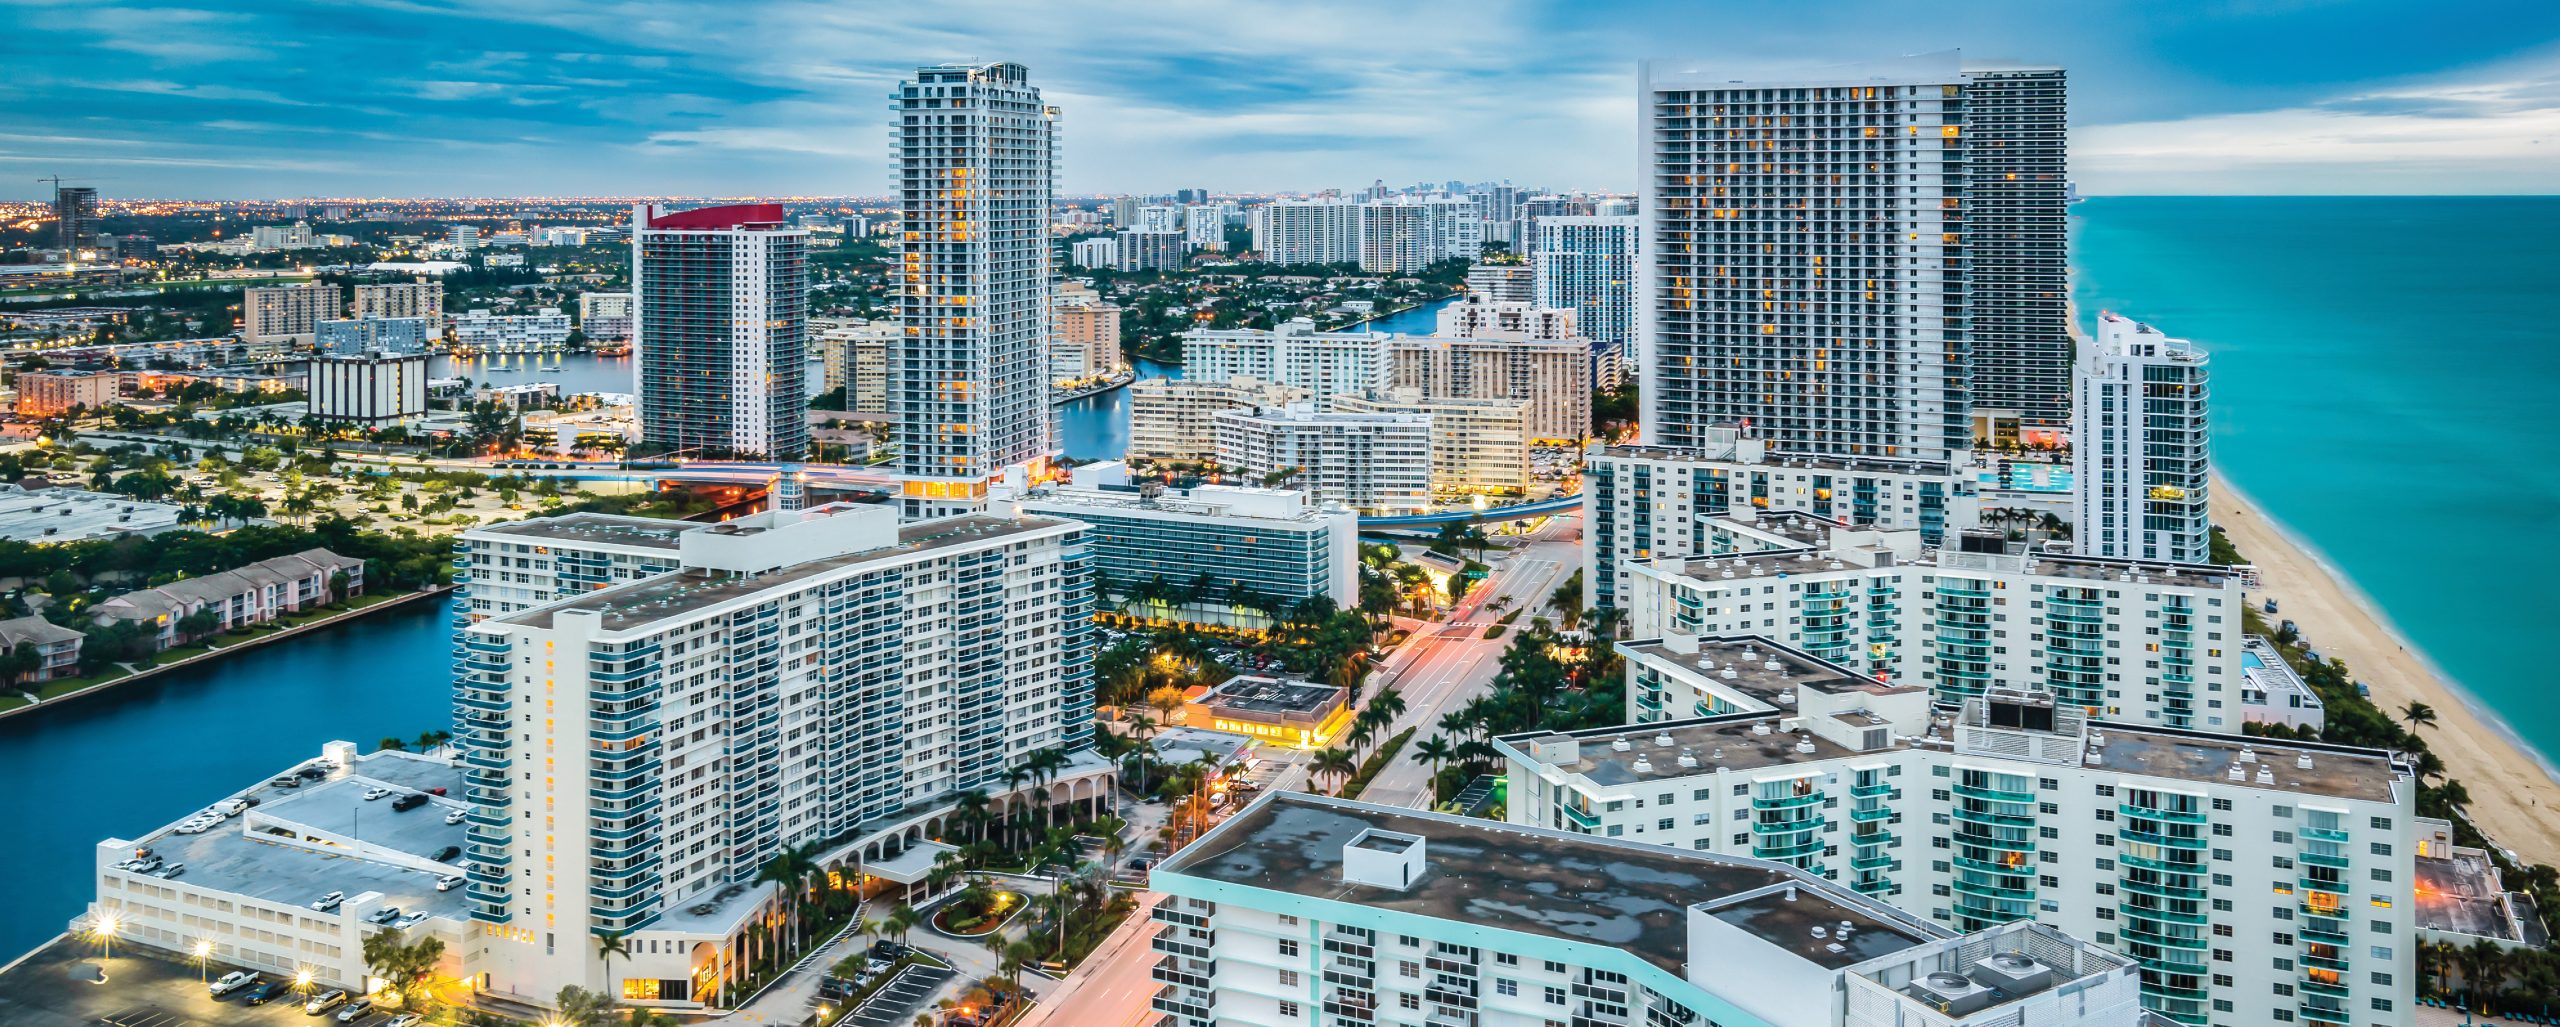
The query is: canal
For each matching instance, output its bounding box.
[0,595,460,961]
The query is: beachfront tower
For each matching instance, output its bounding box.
[630,203,811,459]
[1635,52,2071,463]
[893,62,1060,518]
[2073,311,2211,563]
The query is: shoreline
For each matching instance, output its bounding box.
[2212,473,2560,864]
[0,585,454,723]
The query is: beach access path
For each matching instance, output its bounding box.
[2214,475,2560,865]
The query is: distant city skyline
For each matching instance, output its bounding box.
[7,0,2560,198]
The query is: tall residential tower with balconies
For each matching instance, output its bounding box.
[2075,312,2212,564]
[631,203,810,459]
[894,62,1059,517]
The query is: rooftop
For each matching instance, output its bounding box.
[468,512,696,552]
[1623,636,1918,703]
[2082,725,2404,803]
[1508,715,1879,784]
[497,515,1065,632]
[1197,676,1345,720]
[104,751,471,923]
[1158,792,1934,975]
[2415,849,2534,944]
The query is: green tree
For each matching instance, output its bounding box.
[360,927,447,1009]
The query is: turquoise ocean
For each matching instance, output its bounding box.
[2071,195,2560,772]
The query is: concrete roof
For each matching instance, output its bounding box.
[1159,792,1933,976]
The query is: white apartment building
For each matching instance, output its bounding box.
[453,513,695,621]
[1004,461,1357,630]
[354,281,446,327]
[1252,200,1361,265]
[1382,333,1590,444]
[1500,640,2419,1027]
[307,351,429,424]
[1585,430,1982,608]
[2075,312,2212,564]
[1070,236,1120,268]
[1181,319,1386,404]
[1137,205,1183,233]
[817,320,898,412]
[1149,790,2147,1027]
[316,315,433,356]
[1128,376,1310,464]
[1435,297,1577,341]
[1184,205,1226,251]
[578,290,634,342]
[452,504,1101,1008]
[1357,199,1476,273]
[451,307,572,354]
[1213,404,1432,516]
[1617,515,2247,731]
[895,62,1059,516]
[241,283,341,344]
[2241,634,2326,734]
[1532,215,1638,369]
[1333,389,1530,497]
[1463,262,1533,303]
[1117,229,1188,272]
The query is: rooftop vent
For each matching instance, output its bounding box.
[2227,763,2246,781]
[1972,952,2054,993]
[2296,753,2314,770]
[1721,667,1739,680]
[1910,971,1995,1017]
[1655,733,1676,748]
[2255,766,2276,785]
[1710,748,1724,761]
[2238,748,2257,764]
[1677,749,1699,769]
[1777,690,1796,705]
[1631,755,1654,774]
[1795,737,1817,754]
[1752,722,1773,736]
[1610,737,1631,753]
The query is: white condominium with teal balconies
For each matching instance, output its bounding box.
[1499,636,2420,1027]
[1619,512,2243,732]
[2075,312,2212,565]
[1149,790,2147,1027]
[451,504,1102,1010]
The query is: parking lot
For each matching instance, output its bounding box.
[844,962,955,1027]
[0,937,337,1027]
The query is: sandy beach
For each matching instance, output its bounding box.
[2214,474,2560,865]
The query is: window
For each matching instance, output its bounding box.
[1544,986,1567,1005]
[1277,939,1298,957]
[1278,914,1298,927]
[1277,969,1298,987]
[1277,1000,1299,1018]
[1544,960,1565,974]
[1496,978,1519,997]
[1398,994,1420,1011]
[1495,952,1518,966]
[1399,961,1420,978]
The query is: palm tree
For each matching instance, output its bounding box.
[1312,747,1358,796]
[2459,938,2508,1012]
[1366,689,1407,729]
[1410,735,1454,784]
[2400,701,2438,734]
[753,844,818,954]
[884,904,919,948]
[594,931,631,994]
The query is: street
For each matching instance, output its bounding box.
[1356,512,1580,808]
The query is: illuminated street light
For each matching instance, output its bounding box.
[193,939,213,983]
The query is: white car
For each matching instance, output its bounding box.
[336,997,374,1022]
[365,906,401,924]
[385,1015,424,1027]
[304,989,348,1015]
[209,970,256,996]
[435,875,464,892]
[311,890,344,912]
[362,787,392,801]
[444,808,467,825]
[219,798,250,816]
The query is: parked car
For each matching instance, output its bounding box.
[365,906,401,924]
[362,787,392,801]
[149,863,186,880]
[336,997,374,1022]
[272,776,303,789]
[432,846,461,862]
[304,988,348,1015]
[209,970,257,996]
[436,874,464,892]
[311,891,344,912]
[385,1015,424,1027]
[298,766,329,780]
[389,793,428,812]
[242,982,287,1005]
[219,798,251,816]
[445,809,467,825]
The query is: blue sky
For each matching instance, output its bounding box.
[7,0,2560,198]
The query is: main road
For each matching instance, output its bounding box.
[1354,512,1582,808]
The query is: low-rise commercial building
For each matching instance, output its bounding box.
[0,484,184,542]
[1500,634,2420,1027]
[1183,674,1350,748]
[1150,790,2147,1027]
[1213,404,1432,516]
[2241,635,2326,734]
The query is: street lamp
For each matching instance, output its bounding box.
[293,967,317,1002]
[193,939,213,983]
[91,914,120,962]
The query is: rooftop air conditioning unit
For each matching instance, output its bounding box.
[1972,952,2054,993]
[1909,971,1995,1017]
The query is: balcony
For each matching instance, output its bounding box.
[2117,902,2210,926]
[2118,803,2207,824]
